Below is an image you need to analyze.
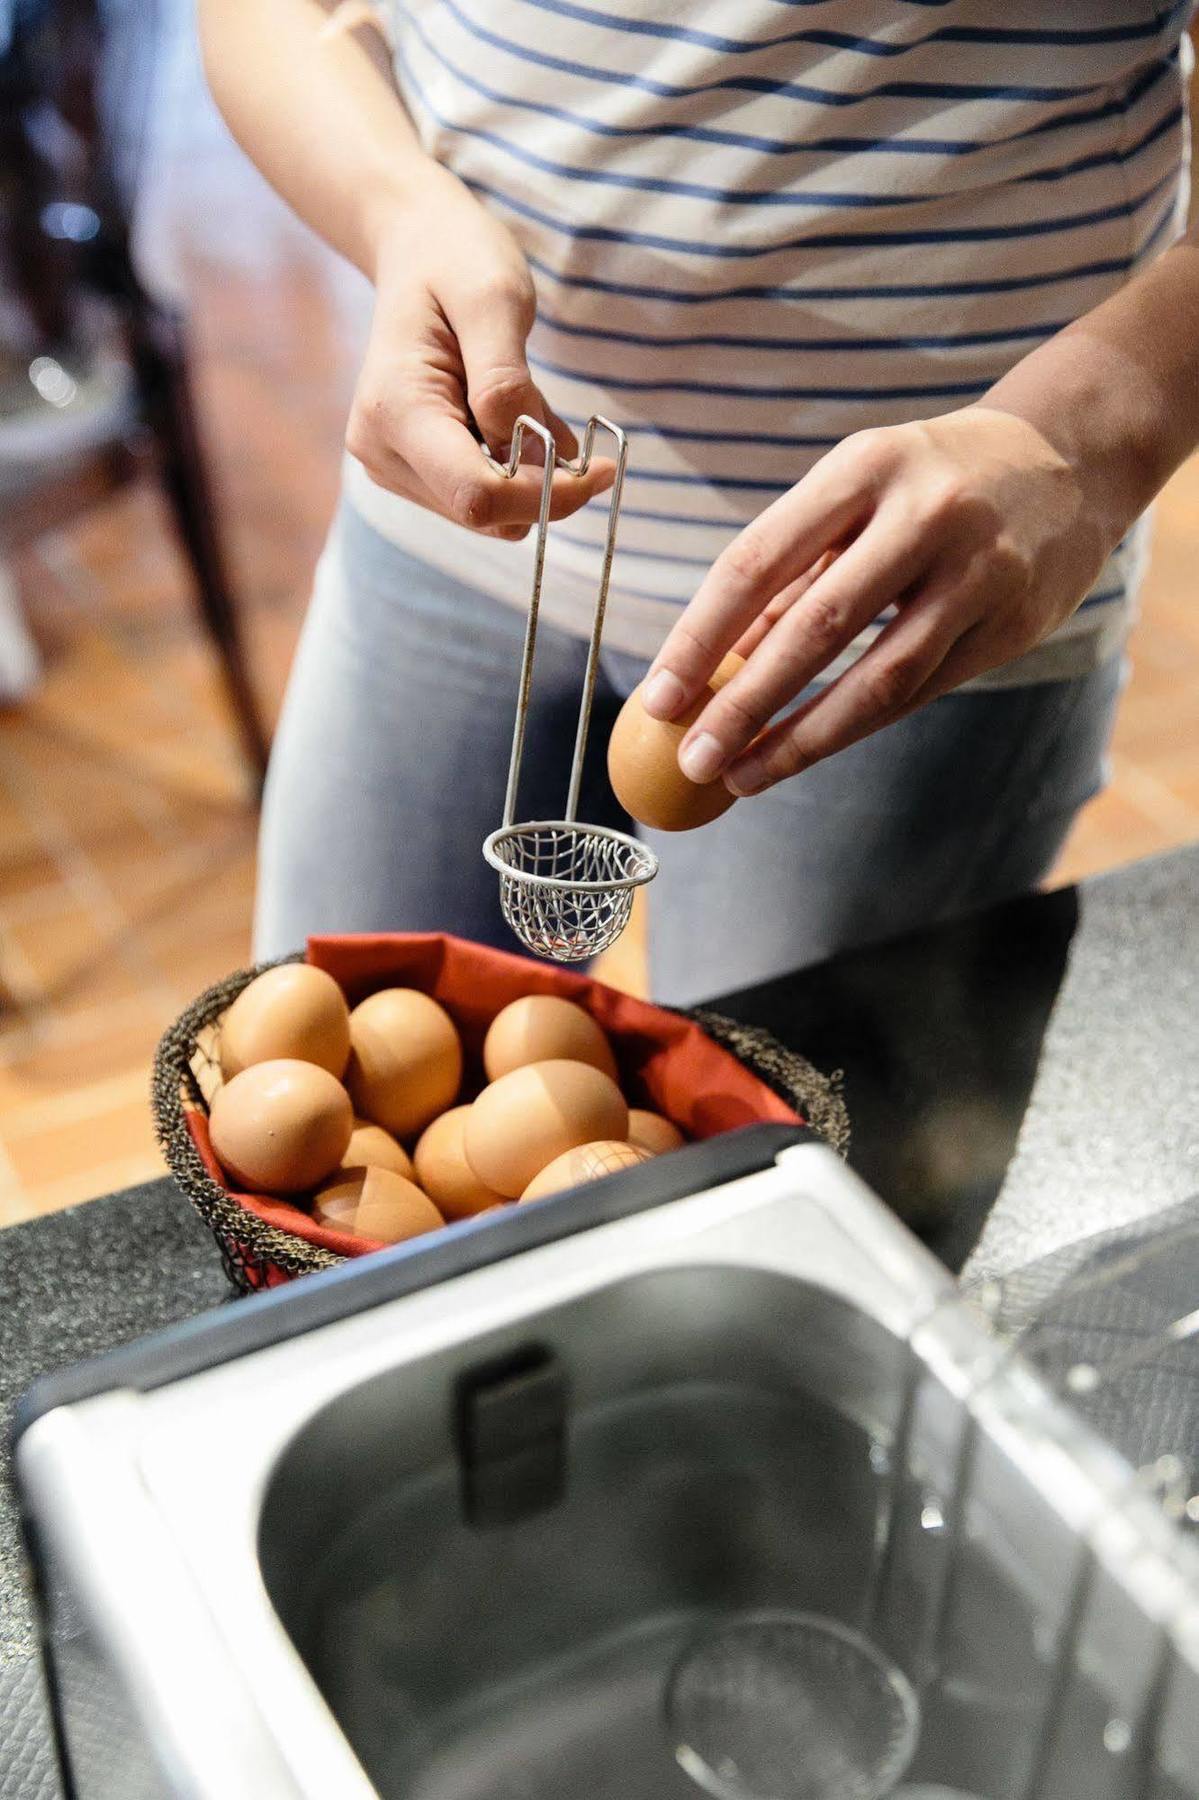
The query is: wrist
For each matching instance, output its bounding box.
[982,332,1161,544]
[356,157,464,282]
[982,238,1199,538]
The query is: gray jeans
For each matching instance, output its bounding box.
[255,501,1125,1005]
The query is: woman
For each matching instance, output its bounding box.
[202,0,1199,1002]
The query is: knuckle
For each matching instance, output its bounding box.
[470,365,534,420]
[801,591,846,652]
[346,384,402,461]
[861,652,921,714]
[344,415,370,465]
[475,271,536,323]
[719,534,774,593]
[921,473,968,529]
[842,426,896,482]
[714,685,772,741]
[671,617,727,670]
[450,475,494,529]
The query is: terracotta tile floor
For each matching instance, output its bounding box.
[0,13,1198,1222]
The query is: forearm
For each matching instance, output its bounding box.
[984,229,1199,537]
[197,0,444,277]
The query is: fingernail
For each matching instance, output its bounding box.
[679,732,726,784]
[725,762,767,797]
[642,669,685,719]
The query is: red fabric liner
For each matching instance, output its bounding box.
[185,932,801,1270]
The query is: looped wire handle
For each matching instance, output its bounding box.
[481,414,629,826]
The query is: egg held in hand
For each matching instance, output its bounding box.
[607,653,745,832]
[313,1165,444,1244]
[414,1105,506,1220]
[465,1059,629,1200]
[483,994,618,1083]
[347,987,463,1139]
[209,1058,353,1194]
[521,1139,652,1202]
[219,964,351,1080]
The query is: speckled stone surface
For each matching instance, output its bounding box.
[964,846,1199,1282]
[0,1181,226,1666]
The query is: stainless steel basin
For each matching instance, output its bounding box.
[15,1130,1199,1799]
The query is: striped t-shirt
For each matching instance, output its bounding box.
[345,1,1193,684]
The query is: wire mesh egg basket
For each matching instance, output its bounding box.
[480,415,658,962]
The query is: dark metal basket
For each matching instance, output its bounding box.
[151,953,850,1294]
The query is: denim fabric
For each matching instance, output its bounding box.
[255,501,1124,1005]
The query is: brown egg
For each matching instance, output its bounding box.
[209,1058,353,1194]
[483,995,618,1083]
[313,1165,444,1244]
[627,1108,687,1156]
[414,1105,506,1220]
[607,652,745,832]
[346,988,463,1139]
[342,1119,415,1181]
[521,1139,652,1202]
[219,964,351,1079]
[464,1059,629,1200]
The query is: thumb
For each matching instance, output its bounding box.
[450,293,551,458]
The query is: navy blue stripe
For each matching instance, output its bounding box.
[1131,191,1181,258]
[593,586,1125,617]
[597,586,1127,613]
[938,9,1186,48]
[397,48,999,210]
[468,169,1176,260]
[632,469,798,491]
[1020,101,1183,183]
[401,48,1180,215]
[556,527,714,568]
[404,7,1173,161]
[530,351,988,401]
[536,310,1066,354]
[514,0,1183,55]
[619,504,748,529]
[1078,586,1125,611]
[443,0,1112,107]
[508,0,948,56]
[527,250,1133,306]
[1016,56,1175,143]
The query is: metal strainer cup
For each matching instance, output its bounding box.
[664,1609,920,1800]
[481,415,657,962]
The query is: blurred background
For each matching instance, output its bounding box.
[0,0,1197,1224]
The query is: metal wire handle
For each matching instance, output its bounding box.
[482,414,629,826]
[479,414,656,962]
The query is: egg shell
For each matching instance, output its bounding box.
[521,1139,652,1202]
[342,1119,415,1181]
[464,1059,629,1200]
[483,995,618,1084]
[627,1108,687,1156]
[219,964,351,1079]
[313,1165,444,1244]
[414,1105,506,1220]
[209,1058,353,1194]
[347,987,463,1139]
[607,653,745,832]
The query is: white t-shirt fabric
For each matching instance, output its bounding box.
[345,0,1192,685]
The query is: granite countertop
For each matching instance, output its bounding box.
[2,843,1197,1796]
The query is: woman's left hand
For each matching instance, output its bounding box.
[640,405,1121,797]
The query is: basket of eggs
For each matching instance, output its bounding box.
[151,933,848,1293]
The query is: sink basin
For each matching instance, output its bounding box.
[15,1129,1199,1799]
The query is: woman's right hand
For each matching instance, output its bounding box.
[346,171,613,540]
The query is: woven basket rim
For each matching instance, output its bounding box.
[151,949,848,1291]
